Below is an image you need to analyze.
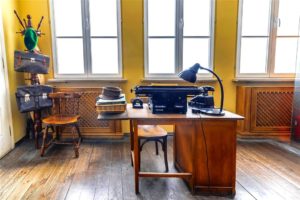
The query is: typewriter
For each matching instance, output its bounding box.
[132,85,204,114]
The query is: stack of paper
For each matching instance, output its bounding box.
[96,94,126,105]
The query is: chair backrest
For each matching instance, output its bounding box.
[49,92,82,115]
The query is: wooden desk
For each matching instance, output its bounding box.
[97,104,244,195]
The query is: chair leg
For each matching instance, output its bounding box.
[55,126,60,140]
[72,125,79,158]
[75,123,82,142]
[40,125,49,157]
[131,154,134,167]
[138,138,141,171]
[155,141,159,155]
[130,120,133,166]
[163,137,169,172]
[50,125,55,134]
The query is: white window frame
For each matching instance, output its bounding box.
[50,0,123,79]
[236,0,298,78]
[144,0,215,79]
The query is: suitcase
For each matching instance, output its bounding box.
[14,50,50,74]
[15,85,53,113]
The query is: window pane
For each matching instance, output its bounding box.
[90,0,118,36]
[240,38,268,73]
[53,0,82,36]
[91,38,119,74]
[241,0,271,36]
[183,38,210,72]
[277,0,300,36]
[183,0,210,36]
[56,39,84,74]
[148,0,175,36]
[274,38,298,73]
[148,39,175,74]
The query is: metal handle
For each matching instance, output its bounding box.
[179,18,184,29]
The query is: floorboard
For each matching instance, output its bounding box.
[0,136,299,200]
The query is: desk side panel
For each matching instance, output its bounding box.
[194,120,236,195]
[174,124,194,173]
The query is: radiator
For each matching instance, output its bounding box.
[54,87,122,138]
[236,86,294,141]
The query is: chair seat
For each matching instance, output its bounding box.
[42,114,80,125]
[138,125,167,138]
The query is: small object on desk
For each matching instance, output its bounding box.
[132,97,143,109]
[188,86,215,109]
[100,86,123,100]
[96,93,126,114]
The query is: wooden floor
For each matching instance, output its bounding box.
[0,137,300,200]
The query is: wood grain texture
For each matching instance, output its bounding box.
[236,86,293,141]
[98,104,244,121]
[1,138,300,199]
[99,105,243,195]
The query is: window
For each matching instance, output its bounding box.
[237,0,300,78]
[51,0,122,79]
[144,0,215,78]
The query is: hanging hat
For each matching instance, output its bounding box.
[100,87,123,100]
[24,28,38,51]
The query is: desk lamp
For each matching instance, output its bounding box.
[178,63,225,116]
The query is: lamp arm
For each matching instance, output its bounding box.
[199,67,224,112]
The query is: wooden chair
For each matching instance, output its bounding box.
[130,98,169,172]
[40,92,82,157]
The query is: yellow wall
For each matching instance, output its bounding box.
[5,0,284,138]
[214,0,238,112]
[1,0,27,142]
[18,0,238,109]
[18,0,53,76]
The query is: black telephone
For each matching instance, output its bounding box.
[188,86,215,109]
[132,97,143,109]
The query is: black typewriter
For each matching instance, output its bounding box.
[132,86,204,114]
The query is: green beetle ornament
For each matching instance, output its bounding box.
[24,28,38,51]
[14,10,44,52]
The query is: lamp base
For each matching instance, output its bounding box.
[192,108,225,116]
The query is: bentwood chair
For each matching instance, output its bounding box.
[130,98,169,172]
[40,92,82,157]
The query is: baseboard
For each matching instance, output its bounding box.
[14,136,27,147]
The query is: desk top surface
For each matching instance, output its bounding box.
[97,104,244,121]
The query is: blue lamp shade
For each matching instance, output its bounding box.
[178,63,225,116]
[178,63,201,83]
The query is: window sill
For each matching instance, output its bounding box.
[141,77,217,83]
[233,78,296,83]
[47,78,127,84]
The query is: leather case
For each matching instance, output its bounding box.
[15,85,53,113]
[14,50,50,74]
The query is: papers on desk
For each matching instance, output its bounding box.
[96,94,126,105]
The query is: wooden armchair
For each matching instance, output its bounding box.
[40,92,82,157]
